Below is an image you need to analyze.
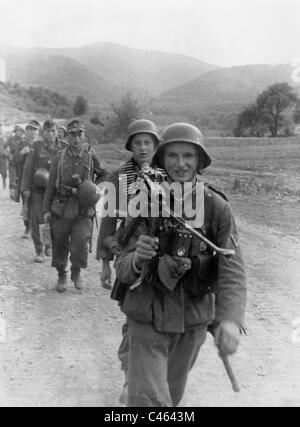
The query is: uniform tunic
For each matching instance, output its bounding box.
[21,138,62,253]
[4,135,23,190]
[43,145,106,273]
[115,185,247,406]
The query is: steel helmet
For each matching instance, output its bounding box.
[153,123,211,170]
[125,119,160,151]
[77,179,100,208]
[33,168,50,189]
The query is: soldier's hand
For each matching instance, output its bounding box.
[133,235,159,268]
[100,259,112,290]
[20,146,30,156]
[214,320,240,355]
[44,212,51,223]
[103,236,120,255]
[164,255,191,278]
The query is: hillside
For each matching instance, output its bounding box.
[59,43,217,95]
[0,81,72,125]
[152,64,300,130]
[0,43,217,108]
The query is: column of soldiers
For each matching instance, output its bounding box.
[1,117,247,407]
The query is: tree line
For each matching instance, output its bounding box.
[234,82,300,137]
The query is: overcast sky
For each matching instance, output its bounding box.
[0,0,300,67]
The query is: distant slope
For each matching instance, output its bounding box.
[152,64,300,129]
[58,43,218,95]
[0,49,123,106]
[0,81,72,124]
[0,43,217,107]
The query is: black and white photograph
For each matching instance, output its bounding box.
[0,0,299,409]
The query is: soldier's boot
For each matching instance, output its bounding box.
[34,250,45,263]
[71,269,84,291]
[56,269,68,293]
[44,245,52,257]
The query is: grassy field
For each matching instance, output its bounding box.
[95,135,300,195]
[94,136,300,238]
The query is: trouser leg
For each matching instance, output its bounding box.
[69,216,92,271]
[127,319,172,407]
[30,191,44,253]
[51,216,72,270]
[118,321,129,373]
[8,163,17,189]
[1,172,5,189]
[167,326,207,406]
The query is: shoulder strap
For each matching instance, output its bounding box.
[205,183,229,202]
[56,149,66,188]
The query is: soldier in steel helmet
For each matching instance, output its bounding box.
[114,122,247,407]
[21,119,62,262]
[96,119,161,290]
[95,118,162,403]
[43,119,107,293]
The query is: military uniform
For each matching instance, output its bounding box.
[96,158,144,262]
[4,131,24,196]
[21,138,62,257]
[0,138,8,189]
[114,122,247,407]
[43,142,106,289]
[18,120,41,236]
[96,119,161,384]
[115,184,247,406]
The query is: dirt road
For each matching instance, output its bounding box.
[0,185,299,407]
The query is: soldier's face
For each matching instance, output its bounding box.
[163,142,199,183]
[130,133,156,167]
[15,130,23,138]
[58,129,65,139]
[69,130,84,149]
[26,127,38,140]
[44,127,57,143]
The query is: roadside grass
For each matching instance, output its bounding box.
[95,136,300,199]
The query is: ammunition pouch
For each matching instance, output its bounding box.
[111,278,128,303]
[183,254,218,298]
[56,185,73,197]
[51,187,80,219]
[51,197,66,218]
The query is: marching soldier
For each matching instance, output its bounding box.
[58,125,69,149]
[0,123,8,190]
[21,119,61,262]
[5,124,24,201]
[18,119,41,239]
[43,119,107,293]
[96,119,161,290]
[113,123,247,407]
[95,119,161,404]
